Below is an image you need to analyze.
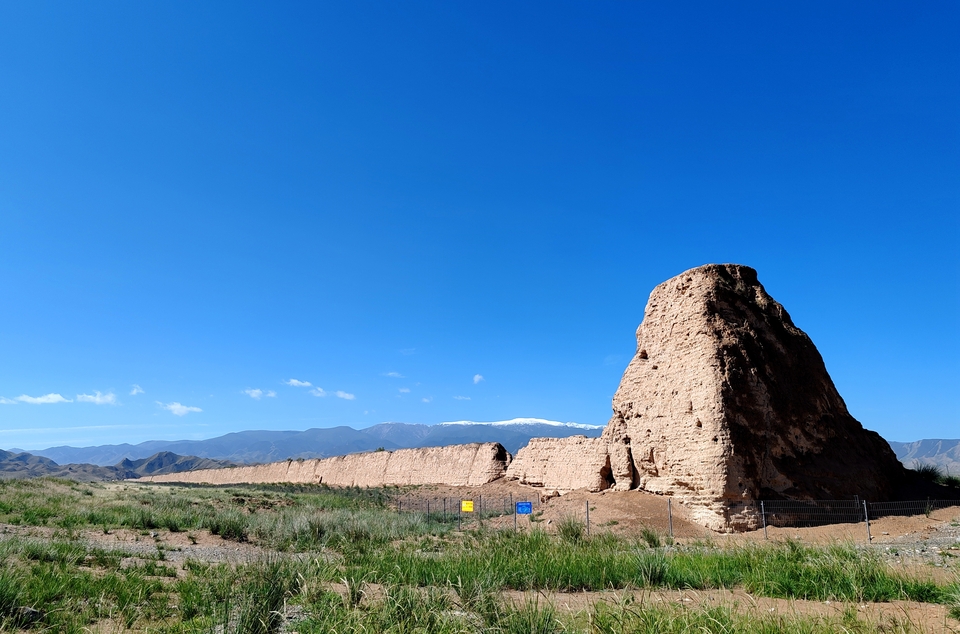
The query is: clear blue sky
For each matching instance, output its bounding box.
[1,2,957,450]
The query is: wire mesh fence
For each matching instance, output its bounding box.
[761,499,866,528]
[868,499,960,518]
[394,493,960,539]
[395,494,541,526]
[718,499,960,530]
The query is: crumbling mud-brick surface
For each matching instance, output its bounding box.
[140,442,511,487]
[507,264,905,531]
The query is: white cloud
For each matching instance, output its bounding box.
[243,388,275,399]
[398,388,410,394]
[76,391,117,405]
[335,391,355,400]
[0,397,16,405]
[473,374,484,384]
[383,372,404,378]
[159,402,202,416]
[130,384,145,396]
[17,393,72,404]
[285,378,312,387]
[453,395,471,400]
[422,397,432,403]
[309,388,327,397]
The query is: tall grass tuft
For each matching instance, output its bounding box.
[639,526,663,548]
[637,550,668,586]
[215,558,296,634]
[556,514,586,543]
[912,462,943,481]
[501,597,562,634]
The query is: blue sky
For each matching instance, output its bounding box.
[0,1,957,450]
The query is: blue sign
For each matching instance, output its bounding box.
[516,501,533,515]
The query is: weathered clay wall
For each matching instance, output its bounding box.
[505,436,611,493]
[505,264,905,532]
[601,264,903,530]
[140,443,510,487]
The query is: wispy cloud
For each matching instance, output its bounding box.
[309,388,327,397]
[0,397,16,405]
[130,384,145,396]
[399,348,416,355]
[158,402,202,416]
[398,388,410,394]
[285,378,312,387]
[77,391,117,405]
[383,372,404,378]
[422,397,432,403]
[243,388,276,400]
[453,395,471,400]
[336,391,355,400]
[473,374,484,384]
[17,393,72,404]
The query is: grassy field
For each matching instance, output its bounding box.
[0,478,957,632]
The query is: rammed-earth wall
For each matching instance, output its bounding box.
[139,442,511,487]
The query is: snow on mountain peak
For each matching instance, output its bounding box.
[437,417,603,430]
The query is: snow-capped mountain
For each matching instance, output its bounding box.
[437,417,603,431]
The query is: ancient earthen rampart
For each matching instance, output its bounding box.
[505,264,906,531]
[139,442,510,487]
[505,436,610,492]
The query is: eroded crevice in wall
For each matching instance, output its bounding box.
[599,455,614,490]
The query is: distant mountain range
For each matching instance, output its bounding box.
[20,418,604,466]
[0,450,234,482]
[888,439,960,475]
[13,421,955,479]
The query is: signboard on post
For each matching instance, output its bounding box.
[515,501,532,515]
[460,500,474,513]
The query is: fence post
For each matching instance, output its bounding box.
[514,500,518,532]
[862,500,872,543]
[668,498,673,539]
[398,499,401,514]
[427,500,430,519]
[586,500,590,537]
[443,498,447,522]
[761,501,768,540]
[458,500,462,531]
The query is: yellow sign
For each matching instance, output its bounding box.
[460,500,474,513]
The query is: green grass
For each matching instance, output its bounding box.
[343,529,953,604]
[0,538,172,632]
[0,478,443,552]
[0,478,957,632]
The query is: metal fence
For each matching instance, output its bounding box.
[868,499,960,518]
[396,493,960,541]
[395,494,541,525]
[725,498,960,541]
[753,499,960,529]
